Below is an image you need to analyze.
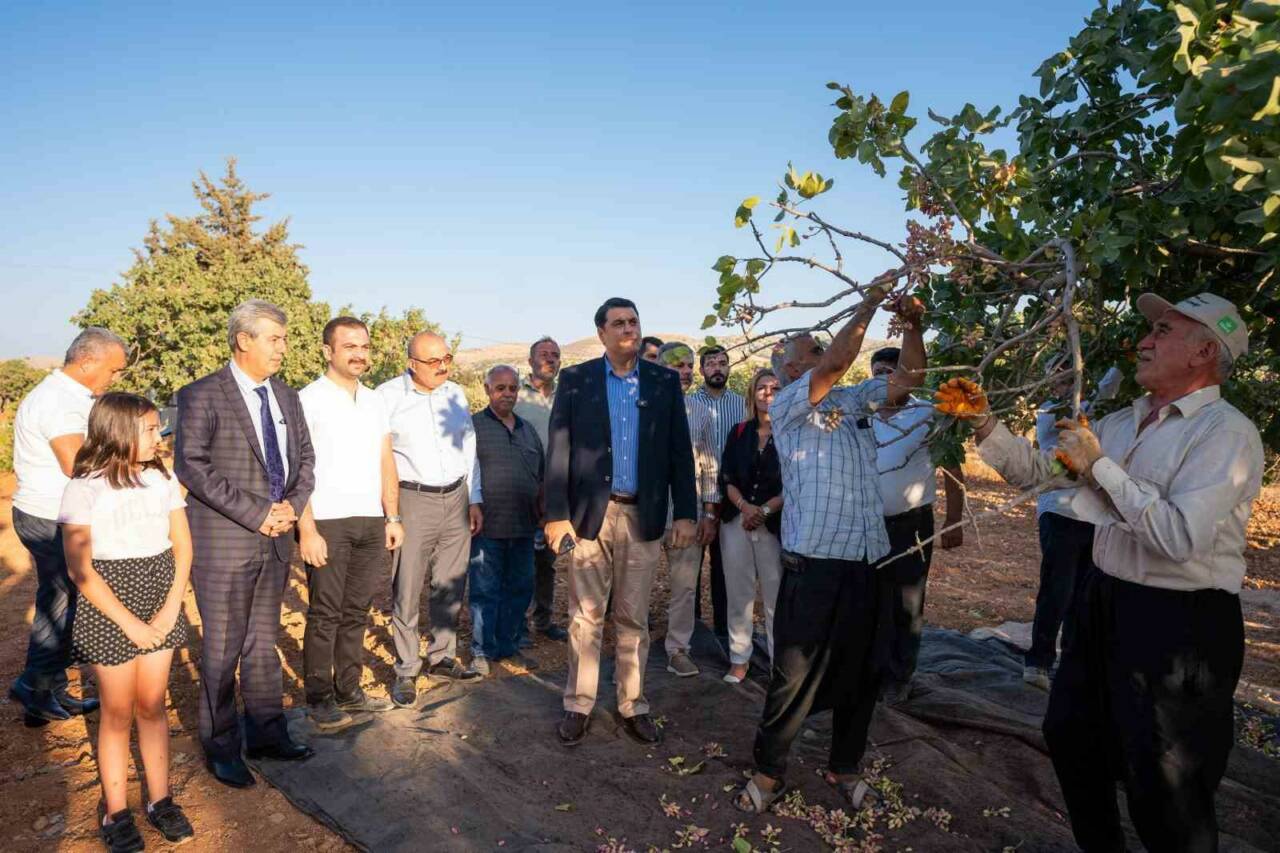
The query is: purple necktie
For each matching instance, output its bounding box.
[254,386,286,502]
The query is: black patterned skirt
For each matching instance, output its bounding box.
[71,549,189,666]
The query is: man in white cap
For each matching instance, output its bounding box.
[946,292,1262,853]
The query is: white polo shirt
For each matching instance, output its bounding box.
[873,397,937,517]
[13,369,96,521]
[299,374,390,520]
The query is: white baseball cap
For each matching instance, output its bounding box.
[1135,291,1248,360]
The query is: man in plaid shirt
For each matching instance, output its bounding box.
[735,289,926,814]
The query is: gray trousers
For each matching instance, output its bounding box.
[391,486,471,677]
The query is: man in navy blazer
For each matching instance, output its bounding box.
[544,297,697,747]
[175,300,316,789]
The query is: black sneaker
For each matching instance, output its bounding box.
[335,688,394,713]
[308,700,355,732]
[146,796,194,845]
[427,658,481,681]
[99,803,145,853]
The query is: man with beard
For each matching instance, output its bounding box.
[656,342,719,678]
[686,345,746,648]
[297,317,404,731]
[514,336,569,644]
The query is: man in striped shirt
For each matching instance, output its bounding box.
[685,346,746,647]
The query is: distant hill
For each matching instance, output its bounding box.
[24,356,59,370]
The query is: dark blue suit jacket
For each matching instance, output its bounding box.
[544,356,697,542]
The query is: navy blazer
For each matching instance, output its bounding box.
[174,366,315,566]
[544,356,697,542]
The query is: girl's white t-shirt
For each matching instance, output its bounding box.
[58,468,185,560]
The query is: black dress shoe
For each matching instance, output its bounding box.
[622,713,662,745]
[205,756,256,788]
[247,740,315,762]
[557,711,590,747]
[9,680,70,723]
[540,625,569,642]
[53,686,99,716]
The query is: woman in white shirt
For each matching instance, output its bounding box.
[59,393,195,851]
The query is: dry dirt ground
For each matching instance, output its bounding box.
[1,464,1277,852]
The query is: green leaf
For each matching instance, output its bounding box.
[746,258,767,275]
[701,314,718,330]
[1252,76,1280,120]
[711,255,736,273]
[704,336,718,347]
[890,90,910,115]
[733,838,752,853]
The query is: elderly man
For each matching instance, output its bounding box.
[296,317,403,731]
[176,300,317,786]
[868,346,937,705]
[737,290,925,814]
[655,341,718,678]
[686,345,746,647]
[469,365,545,675]
[377,332,484,708]
[952,292,1263,853]
[514,336,569,644]
[545,298,697,747]
[8,327,126,724]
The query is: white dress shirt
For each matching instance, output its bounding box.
[229,359,290,480]
[58,468,186,560]
[376,373,482,504]
[13,369,96,520]
[299,375,390,520]
[873,397,937,516]
[980,385,1263,593]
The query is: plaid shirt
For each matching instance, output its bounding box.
[770,371,891,562]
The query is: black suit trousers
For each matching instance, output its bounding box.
[192,546,291,760]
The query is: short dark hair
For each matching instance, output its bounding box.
[699,345,728,369]
[323,316,369,348]
[870,346,901,367]
[594,297,639,329]
[529,336,559,359]
[640,336,664,352]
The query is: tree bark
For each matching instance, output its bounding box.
[941,465,965,549]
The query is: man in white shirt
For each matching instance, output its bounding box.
[297,318,405,730]
[869,347,936,704]
[958,292,1263,853]
[513,336,569,644]
[9,327,126,724]
[377,331,484,708]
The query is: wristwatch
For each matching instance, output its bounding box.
[384,515,403,524]
[760,505,774,517]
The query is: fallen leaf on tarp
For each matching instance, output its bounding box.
[555,803,573,812]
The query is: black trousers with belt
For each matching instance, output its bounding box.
[753,554,880,779]
[1027,512,1094,670]
[302,516,386,705]
[1044,565,1243,853]
[875,504,935,688]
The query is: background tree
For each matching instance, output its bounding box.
[76,159,329,401]
[0,359,46,412]
[710,0,1278,472]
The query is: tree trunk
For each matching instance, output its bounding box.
[941,465,965,549]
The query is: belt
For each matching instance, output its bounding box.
[400,478,464,494]
[609,493,638,505]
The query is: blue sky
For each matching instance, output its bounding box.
[0,0,1100,358]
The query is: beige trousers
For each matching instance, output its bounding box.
[663,530,704,657]
[720,515,782,666]
[563,502,662,717]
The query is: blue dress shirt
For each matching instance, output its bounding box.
[604,358,640,495]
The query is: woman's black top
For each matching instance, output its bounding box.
[718,418,782,537]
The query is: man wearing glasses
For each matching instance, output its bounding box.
[377,331,484,708]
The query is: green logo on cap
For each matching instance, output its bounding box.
[1217,315,1238,335]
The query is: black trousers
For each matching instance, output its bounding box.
[529,543,557,631]
[1028,512,1094,669]
[694,538,728,639]
[753,554,880,779]
[875,505,935,687]
[11,508,75,691]
[302,516,385,705]
[1044,566,1243,853]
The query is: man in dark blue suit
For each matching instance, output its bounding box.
[544,297,697,747]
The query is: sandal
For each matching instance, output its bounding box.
[733,775,788,814]
[818,768,880,810]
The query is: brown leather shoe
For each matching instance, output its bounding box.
[621,713,662,745]
[557,711,590,746]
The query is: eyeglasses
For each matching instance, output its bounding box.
[410,354,454,369]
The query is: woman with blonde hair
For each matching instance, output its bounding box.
[717,368,784,683]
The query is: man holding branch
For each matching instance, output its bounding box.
[943,292,1262,853]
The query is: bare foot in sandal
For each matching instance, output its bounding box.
[819,769,879,810]
[733,772,785,813]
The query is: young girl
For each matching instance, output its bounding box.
[60,393,195,851]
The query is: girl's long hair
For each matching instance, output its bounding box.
[745,368,778,421]
[71,392,169,488]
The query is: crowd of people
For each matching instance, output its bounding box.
[4,286,1265,853]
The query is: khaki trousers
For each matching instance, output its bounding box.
[563,502,662,717]
[663,530,704,657]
